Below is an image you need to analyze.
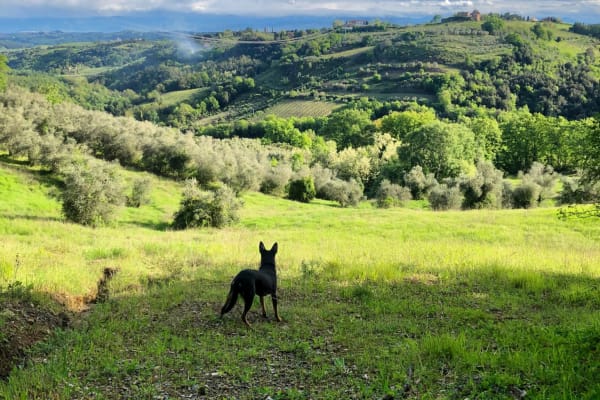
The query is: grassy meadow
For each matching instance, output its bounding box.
[1,161,599,399]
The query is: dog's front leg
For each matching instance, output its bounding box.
[260,296,267,318]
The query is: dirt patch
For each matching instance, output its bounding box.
[0,299,69,378]
[0,267,118,379]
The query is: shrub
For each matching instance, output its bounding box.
[260,162,293,196]
[311,164,335,196]
[559,177,600,205]
[458,161,504,209]
[521,162,559,202]
[61,158,125,226]
[511,162,559,208]
[375,179,412,208]
[512,182,542,209]
[428,183,463,211]
[287,176,316,203]
[311,164,363,207]
[501,181,515,209]
[404,165,438,199]
[319,178,363,207]
[172,180,241,229]
[126,178,152,208]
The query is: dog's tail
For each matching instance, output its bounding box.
[220,282,240,316]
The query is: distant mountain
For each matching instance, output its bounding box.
[0,12,431,34]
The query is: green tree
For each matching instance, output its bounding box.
[481,15,505,35]
[380,108,437,141]
[497,109,555,174]
[397,121,476,179]
[323,109,375,149]
[532,23,554,40]
[61,158,125,226]
[168,103,197,129]
[581,117,600,185]
[261,115,312,148]
[463,116,502,162]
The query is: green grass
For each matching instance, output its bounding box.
[0,161,599,399]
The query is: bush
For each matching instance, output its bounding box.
[311,163,335,196]
[319,178,363,207]
[458,161,504,209]
[172,180,241,229]
[501,181,515,209]
[61,158,125,226]
[287,176,316,203]
[428,183,463,211]
[559,177,600,205]
[375,179,412,208]
[260,162,293,196]
[512,182,542,209]
[404,165,438,200]
[126,178,152,208]
[521,162,558,202]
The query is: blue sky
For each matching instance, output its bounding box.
[1,0,599,18]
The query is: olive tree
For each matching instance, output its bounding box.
[172,180,241,229]
[61,158,125,226]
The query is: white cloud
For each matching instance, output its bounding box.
[1,0,599,17]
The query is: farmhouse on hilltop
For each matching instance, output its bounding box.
[442,10,482,23]
[343,20,369,29]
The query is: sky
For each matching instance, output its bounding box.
[1,0,599,19]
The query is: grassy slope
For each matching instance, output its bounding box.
[242,20,600,121]
[0,161,599,398]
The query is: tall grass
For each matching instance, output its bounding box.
[1,163,599,297]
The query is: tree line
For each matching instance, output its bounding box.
[1,85,599,228]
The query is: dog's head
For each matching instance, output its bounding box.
[259,241,278,267]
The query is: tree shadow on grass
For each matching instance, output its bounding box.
[0,155,64,189]
[121,219,172,231]
[0,214,63,223]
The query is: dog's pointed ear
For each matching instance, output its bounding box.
[271,242,278,254]
[259,241,266,252]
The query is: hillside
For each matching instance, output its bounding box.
[3,18,600,129]
[1,158,600,398]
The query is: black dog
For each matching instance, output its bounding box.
[220,241,282,327]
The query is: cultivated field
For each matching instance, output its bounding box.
[256,99,342,119]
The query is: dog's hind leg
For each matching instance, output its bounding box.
[260,296,267,318]
[241,289,255,327]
